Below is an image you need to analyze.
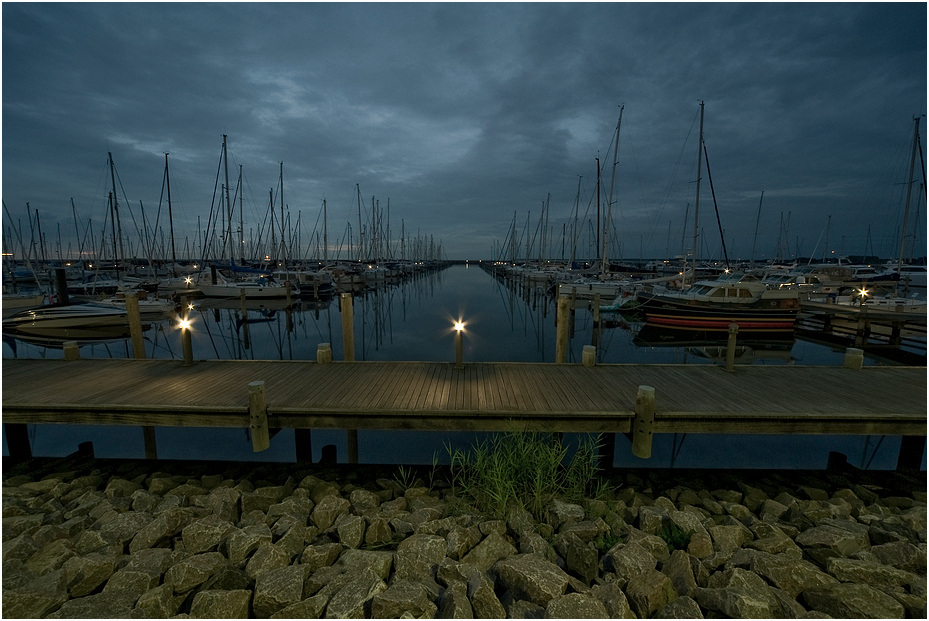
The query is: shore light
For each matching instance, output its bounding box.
[454,320,465,370]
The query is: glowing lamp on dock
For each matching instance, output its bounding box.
[454,320,465,370]
[179,317,194,366]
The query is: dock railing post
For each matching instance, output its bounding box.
[582,344,596,367]
[843,347,864,370]
[125,291,146,359]
[63,340,80,361]
[555,295,569,363]
[725,323,738,372]
[317,343,332,364]
[340,293,355,361]
[249,380,270,452]
[631,385,656,459]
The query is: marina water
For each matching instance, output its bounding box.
[3,263,924,470]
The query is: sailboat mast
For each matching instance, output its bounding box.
[108,153,125,273]
[238,165,244,264]
[356,184,363,262]
[690,101,705,285]
[601,105,623,280]
[279,162,285,267]
[222,136,232,262]
[750,190,763,266]
[323,199,328,268]
[164,153,177,271]
[897,116,921,293]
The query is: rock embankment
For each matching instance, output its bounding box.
[2,458,926,618]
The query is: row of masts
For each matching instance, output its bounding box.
[3,136,445,273]
[493,104,926,277]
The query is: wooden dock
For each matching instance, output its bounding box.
[3,358,925,465]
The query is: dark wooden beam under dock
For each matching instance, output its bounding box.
[3,359,926,465]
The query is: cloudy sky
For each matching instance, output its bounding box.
[2,2,926,262]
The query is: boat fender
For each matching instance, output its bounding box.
[49,293,58,305]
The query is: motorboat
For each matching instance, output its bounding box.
[2,302,150,343]
[635,271,801,330]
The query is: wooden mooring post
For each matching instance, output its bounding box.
[630,385,656,459]
[341,293,355,361]
[248,381,270,452]
[125,292,145,359]
[555,295,569,363]
[725,323,738,372]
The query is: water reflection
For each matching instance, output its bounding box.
[2,263,922,470]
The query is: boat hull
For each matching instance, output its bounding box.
[636,293,799,331]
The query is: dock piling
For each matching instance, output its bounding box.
[125,292,145,359]
[725,323,739,372]
[555,296,569,363]
[248,381,270,452]
[63,341,80,361]
[844,347,864,370]
[631,385,656,459]
[582,345,596,367]
[341,293,355,361]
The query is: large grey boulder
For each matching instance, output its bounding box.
[25,539,77,576]
[869,540,926,573]
[662,549,698,597]
[554,533,598,584]
[1,586,69,619]
[134,584,185,618]
[61,553,116,597]
[545,592,610,618]
[252,564,310,618]
[182,514,237,555]
[129,506,196,552]
[371,578,437,618]
[46,591,137,619]
[311,494,351,531]
[225,524,272,565]
[459,531,518,572]
[245,541,291,580]
[335,513,366,549]
[654,595,705,618]
[603,541,657,586]
[801,583,905,618]
[324,567,388,618]
[437,580,473,619]
[98,510,153,546]
[395,533,447,580]
[795,523,870,556]
[625,568,679,618]
[301,542,343,573]
[165,552,225,594]
[824,557,919,589]
[189,588,252,618]
[694,587,775,618]
[589,581,636,618]
[750,551,839,598]
[468,570,506,618]
[494,553,571,607]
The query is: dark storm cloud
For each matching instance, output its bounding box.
[2,2,925,261]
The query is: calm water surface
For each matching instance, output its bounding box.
[3,263,924,470]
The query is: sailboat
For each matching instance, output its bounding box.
[199,137,301,300]
[636,103,801,330]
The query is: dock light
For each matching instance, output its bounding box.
[180,316,194,365]
[454,320,465,370]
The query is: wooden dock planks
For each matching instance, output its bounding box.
[2,359,925,437]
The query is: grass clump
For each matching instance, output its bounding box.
[658,521,695,552]
[446,431,603,521]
